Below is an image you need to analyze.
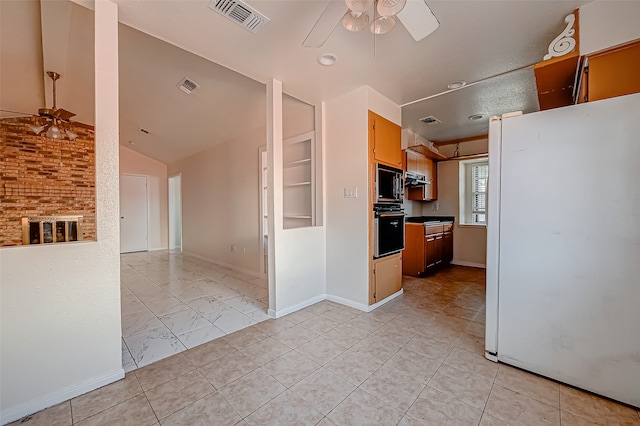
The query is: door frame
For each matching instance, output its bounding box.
[168,173,183,252]
[119,173,149,253]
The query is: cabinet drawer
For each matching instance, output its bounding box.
[425,224,443,235]
[442,222,453,232]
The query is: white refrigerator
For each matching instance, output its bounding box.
[485,92,640,408]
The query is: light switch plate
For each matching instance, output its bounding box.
[344,187,358,198]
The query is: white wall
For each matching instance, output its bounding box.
[167,123,265,276]
[325,87,370,306]
[325,86,401,308]
[267,80,326,316]
[120,145,168,251]
[0,2,122,423]
[580,1,640,55]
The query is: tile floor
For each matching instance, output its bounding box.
[11,261,640,426]
[119,250,270,370]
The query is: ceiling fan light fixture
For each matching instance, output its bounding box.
[345,0,374,14]
[45,124,62,139]
[342,11,369,32]
[370,16,396,35]
[28,124,46,135]
[66,130,78,141]
[377,0,406,17]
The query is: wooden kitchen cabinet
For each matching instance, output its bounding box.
[580,40,640,103]
[407,157,437,201]
[443,227,453,264]
[371,253,402,304]
[403,224,425,276]
[403,222,453,277]
[369,111,402,169]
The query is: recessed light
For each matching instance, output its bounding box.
[317,53,337,66]
[447,80,467,90]
[468,114,485,121]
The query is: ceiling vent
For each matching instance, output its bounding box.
[419,115,442,126]
[208,0,270,33]
[177,77,199,94]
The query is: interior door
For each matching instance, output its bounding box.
[120,174,148,253]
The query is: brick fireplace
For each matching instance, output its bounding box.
[0,116,96,246]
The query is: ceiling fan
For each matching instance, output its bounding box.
[27,71,81,140]
[303,0,440,48]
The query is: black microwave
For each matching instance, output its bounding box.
[375,163,404,204]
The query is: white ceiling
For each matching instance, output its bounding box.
[1,0,590,163]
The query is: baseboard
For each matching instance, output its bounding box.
[366,288,404,311]
[272,294,327,318]
[451,260,486,269]
[324,294,370,313]
[1,368,124,425]
[182,251,264,280]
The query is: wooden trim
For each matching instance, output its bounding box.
[433,134,488,147]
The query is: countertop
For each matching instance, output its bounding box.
[405,216,455,224]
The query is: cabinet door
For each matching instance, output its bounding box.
[405,150,419,174]
[402,224,425,277]
[416,154,428,177]
[369,111,402,168]
[425,159,437,200]
[374,254,402,302]
[443,231,453,263]
[425,235,438,269]
[587,41,640,102]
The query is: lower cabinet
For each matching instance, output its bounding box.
[371,253,402,304]
[403,222,453,277]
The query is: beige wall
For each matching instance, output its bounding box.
[168,125,265,275]
[580,1,640,55]
[120,145,168,250]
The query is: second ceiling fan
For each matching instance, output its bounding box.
[303,0,440,48]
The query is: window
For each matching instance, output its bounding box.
[459,158,488,225]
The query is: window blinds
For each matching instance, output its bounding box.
[471,162,488,224]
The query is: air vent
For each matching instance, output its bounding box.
[208,0,270,33]
[177,77,199,94]
[419,116,442,126]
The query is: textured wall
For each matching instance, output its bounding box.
[0,116,96,245]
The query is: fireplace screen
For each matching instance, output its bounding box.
[22,216,82,245]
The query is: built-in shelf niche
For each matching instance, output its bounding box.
[283,131,315,229]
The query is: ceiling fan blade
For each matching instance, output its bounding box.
[303,1,349,48]
[53,108,76,121]
[396,0,439,41]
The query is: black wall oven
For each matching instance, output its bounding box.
[374,206,405,258]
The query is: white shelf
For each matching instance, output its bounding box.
[284,181,311,187]
[284,215,312,219]
[284,158,311,168]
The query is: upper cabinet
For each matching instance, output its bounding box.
[369,111,402,169]
[579,40,640,103]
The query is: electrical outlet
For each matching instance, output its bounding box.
[242,247,246,254]
[432,201,439,211]
[230,244,237,252]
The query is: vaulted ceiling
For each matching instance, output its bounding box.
[1,0,590,163]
